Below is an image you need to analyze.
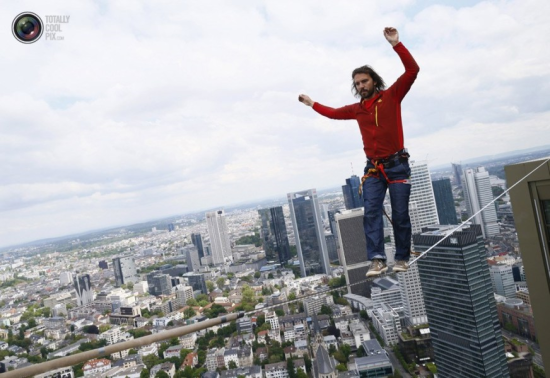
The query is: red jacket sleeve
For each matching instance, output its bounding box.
[388,42,419,101]
[312,102,356,120]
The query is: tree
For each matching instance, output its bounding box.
[83,325,99,334]
[140,369,150,378]
[287,358,297,378]
[254,271,261,278]
[206,280,215,293]
[296,368,308,378]
[275,309,285,317]
[303,354,312,373]
[155,371,170,378]
[320,305,333,316]
[228,360,237,369]
[184,308,196,318]
[185,298,198,307]
[217,277,226,288]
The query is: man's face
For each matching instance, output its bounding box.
[354,73,376,100]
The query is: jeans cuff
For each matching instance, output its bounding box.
[370,254,386,260]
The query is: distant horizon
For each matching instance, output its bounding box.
[3,144,548,252]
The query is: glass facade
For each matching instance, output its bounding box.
[258,206,290,265]
[288,189,330,277]
[342,175,362,210]
[432,178,458,225]
[415,224,509,378]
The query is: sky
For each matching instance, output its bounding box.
[1,0,550,248]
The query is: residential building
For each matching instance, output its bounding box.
[415,224,509,377]
[220,365,261,378]
[206,210,232,265]
[236,316,252,334]
[288,189,331,276]
[35,367,74,378]
[462,166,499,238]
[258,206,291,265]
[354,340,393,377]
[371,303,401,346]
[83,358,111,376]
[432,178,458,225]
[264,359,305,378]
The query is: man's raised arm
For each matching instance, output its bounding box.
[298,94,355,120]
[384,26,419,100]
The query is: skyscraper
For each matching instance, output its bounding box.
[409,161,439,234]
[394,160,434,326]
[452,162,463,188]
[206,210,232,265]
[489,264,516,299]
[113,256,140,287]
[432,178,458,225]
[73,274,93,306]
[414,224,509,378]
[146,272,172,296]
[335,208,372,298]
[462,167,499,238]
[505,158,550,369]
[191,233,205,259]
[288,189,331,276]
[258,206,291,265]
[342,175,362,210]
[184,245,201,272]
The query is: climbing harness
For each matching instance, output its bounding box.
[358,149,410,196]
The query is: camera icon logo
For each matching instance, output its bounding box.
[12,12,44,44]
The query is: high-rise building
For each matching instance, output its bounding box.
[489,264,516,299]
[409,161,439,234]
[414,224,509,377]
[182,272,207,295]
[393,160,434,326]
[462,167,499,238]
[342,175,362,210]
[184,245,201,272]
[206,210,232,265]
[146,272,172,296]
[327,210,341,237]
[325,234,338,263]
[168,223,175,232]
[113,256,140,287]
[191,233,205,259]
[258,206,291,265]
[73,274,94,306]
[452,163,463,188]
[505,158,550,370]
[59,272,73,285]
[432,178,458,225]
[335,208,372,298]
[288,189,331,276]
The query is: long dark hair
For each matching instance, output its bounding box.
[351,65,386,97]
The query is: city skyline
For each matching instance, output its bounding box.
[2,1,550,248]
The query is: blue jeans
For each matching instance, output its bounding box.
[363,160,412,261]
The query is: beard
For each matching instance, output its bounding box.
[360,88,376,100]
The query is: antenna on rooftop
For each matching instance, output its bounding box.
[351,162,354,175]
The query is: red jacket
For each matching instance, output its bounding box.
[312,42,419,159]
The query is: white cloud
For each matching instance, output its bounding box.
[1,0,549,247]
